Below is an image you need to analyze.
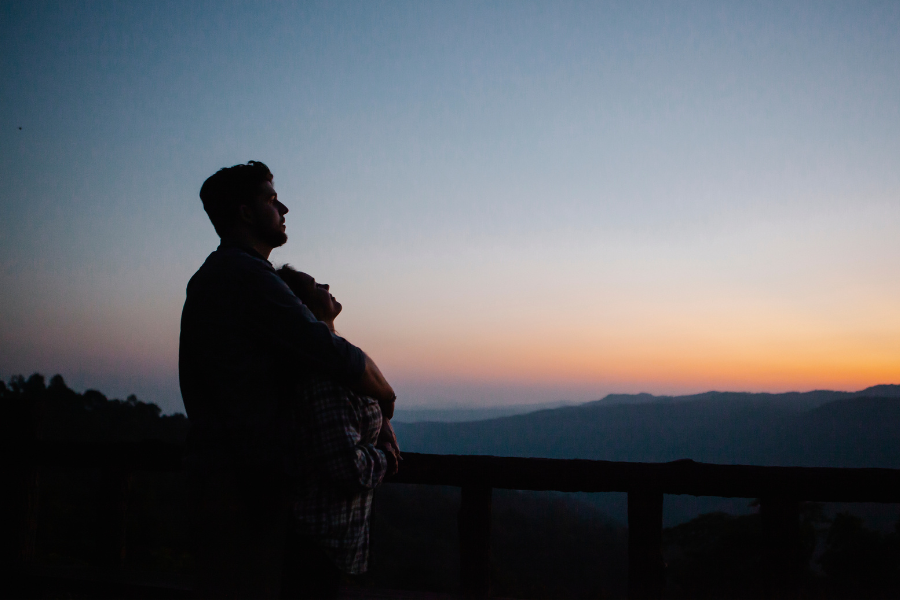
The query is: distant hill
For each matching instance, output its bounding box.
[395,385,900,468]
[767,395,900,468]
[392,402,573,423]
[591,385,900,410]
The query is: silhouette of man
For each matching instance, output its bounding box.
[179,161,395,598]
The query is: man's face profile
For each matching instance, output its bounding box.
[241,180,289,249]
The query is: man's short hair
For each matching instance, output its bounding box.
[199,161,273,237]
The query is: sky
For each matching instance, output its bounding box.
[1,1,898,414]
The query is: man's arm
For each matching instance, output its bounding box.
[357,353,396,416]
[303,378,389,492]
[239,251,397,404]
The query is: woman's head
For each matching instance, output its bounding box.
[276,265,342,326]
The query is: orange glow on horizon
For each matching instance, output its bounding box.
[367,323,900,395]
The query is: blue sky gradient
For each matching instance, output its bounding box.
[2,1,899,413]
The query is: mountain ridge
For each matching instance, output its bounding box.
[588,384,900,408]
[394,385,900,469]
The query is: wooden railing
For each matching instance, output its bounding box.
[9,442,900,599]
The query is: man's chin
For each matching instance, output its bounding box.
[268,232,288,248]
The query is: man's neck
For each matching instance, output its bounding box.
[221,233,273,261]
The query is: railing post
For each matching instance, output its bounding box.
[760,497,801,598]
[97,467,132,570]
[459,485,492,597]
[628,491,665,600]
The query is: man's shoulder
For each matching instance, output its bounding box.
[201,245,274,275]
[187,245,275,291]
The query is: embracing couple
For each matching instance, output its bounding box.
[179,161,400,599]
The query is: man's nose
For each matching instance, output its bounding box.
[276,200,288,214]
[323,284,329,291]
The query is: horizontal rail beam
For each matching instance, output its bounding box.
[389,453,900,503]
[14,443,900,503]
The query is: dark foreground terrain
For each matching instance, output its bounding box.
[4,373,900,598]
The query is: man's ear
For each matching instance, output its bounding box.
[237,203,255,226]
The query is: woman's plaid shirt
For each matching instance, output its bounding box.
[289,375,387,574]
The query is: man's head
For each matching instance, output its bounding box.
[199,161,288,253]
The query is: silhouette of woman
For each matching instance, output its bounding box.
[276,265,400,599]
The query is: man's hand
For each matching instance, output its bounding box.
[378,418,400,453]
[378,441,400,476]
[377,418,400,476]
[357,353,395,418]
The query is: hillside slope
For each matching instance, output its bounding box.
[395,386,900,468]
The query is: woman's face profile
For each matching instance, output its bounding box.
[294,271,342,323]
